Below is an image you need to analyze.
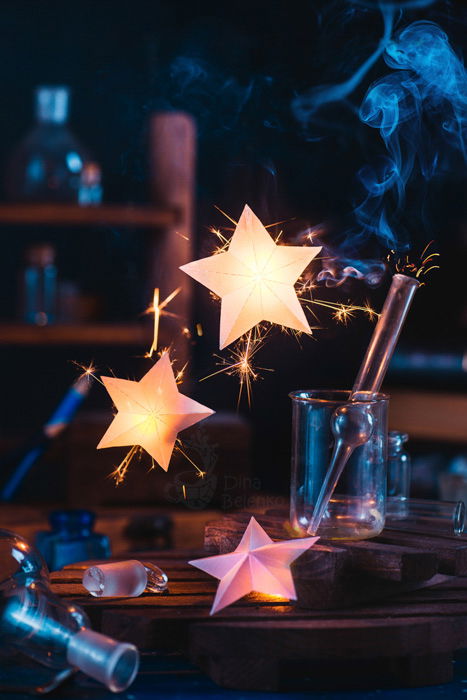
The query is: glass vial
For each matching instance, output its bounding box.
[386,498,465,536]
[5,86,93,202]
[386,431,411,518]
[83,560,168,597]
[290,390,388,540]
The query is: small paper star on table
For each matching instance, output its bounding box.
[189,516,319,614]
[97,352,214,471]
[180,204,321,349]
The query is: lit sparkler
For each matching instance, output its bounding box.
[110,445,141,485]
[145,286,181,358]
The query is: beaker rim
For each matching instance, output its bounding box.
[289,389,389,404]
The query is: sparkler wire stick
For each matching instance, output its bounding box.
[1,375,91,501]
[308,274,420,535]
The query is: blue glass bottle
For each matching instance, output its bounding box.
[35,510,111,571]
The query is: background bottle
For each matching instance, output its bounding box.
[386,431,411,518]
[20,242,57,325]
[5,86,95,202]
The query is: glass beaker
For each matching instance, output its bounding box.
[290,390,388,540]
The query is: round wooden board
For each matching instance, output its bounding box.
[53,553,467,692]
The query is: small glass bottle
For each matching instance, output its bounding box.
[386,431,411,518]
[35,510,111,571]
[78,162,103,205]
[83,560,168,598]
[5,86,93,202]
[0,529,138,694]
[21,242,57,325]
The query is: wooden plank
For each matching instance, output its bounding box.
[0,203,178,227]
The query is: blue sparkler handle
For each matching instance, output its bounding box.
[1,446,45,501]
[45,384,88,432]
[1,377,91,501]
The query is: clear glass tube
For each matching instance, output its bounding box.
[308,274,420,535]
[352,274,420,393]
[385,498,465,536]
[290,390,388,540]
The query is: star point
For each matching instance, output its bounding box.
[189,517,319,614]
[180,204,321,349]
[97,352,214,471]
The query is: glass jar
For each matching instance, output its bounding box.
[386,430,411,518]
[290,390,388,540]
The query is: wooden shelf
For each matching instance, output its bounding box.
[0,203,179,227]
[0,323,153,346]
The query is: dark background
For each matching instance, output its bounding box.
[0,0,465,499]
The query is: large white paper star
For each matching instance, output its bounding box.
[180,204,321,349]
[189,517,319,614]
[97,353,214,471]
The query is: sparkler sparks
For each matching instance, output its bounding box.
[94,203,412,488]
[201,326,273,406]
[71,360,105,387]
[387,241,440,284]
[299,294,379,326]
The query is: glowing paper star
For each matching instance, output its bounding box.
[97,353,214,471]
[189,516,319,614]
[180,204,321,348]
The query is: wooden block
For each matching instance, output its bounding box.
[204,513,440,608]
[338,540,438,582]
[376,530,467,575]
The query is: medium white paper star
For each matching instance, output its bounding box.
[180,204,321,349]
[97,352,214,471]
[189,516,319,614]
